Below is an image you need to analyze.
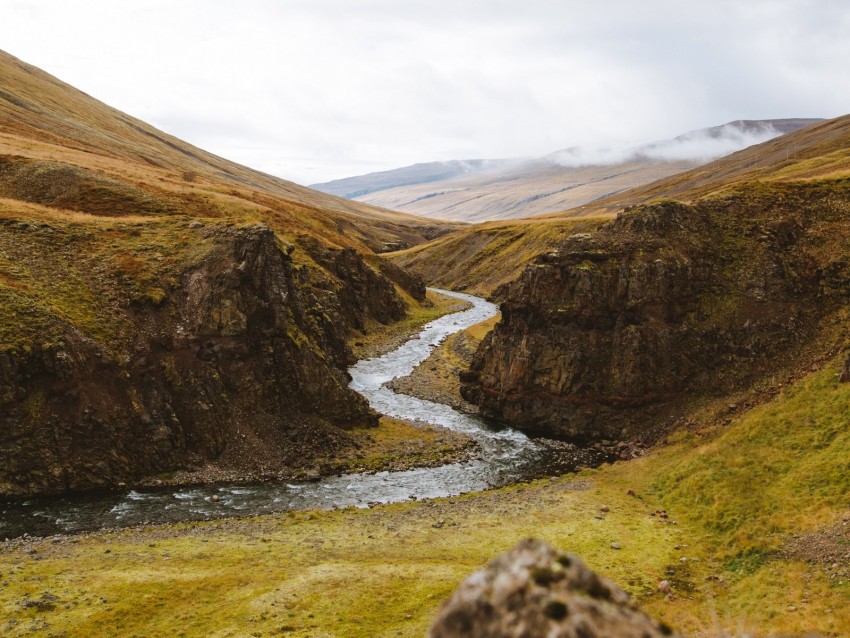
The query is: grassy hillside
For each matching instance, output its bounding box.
[0,49,458,253]
[0,50,468,496]
[548,114,850,219]
[392,115,850,299]
[388,217,606,298]
[0,48,466,354]
[2,351,847,636]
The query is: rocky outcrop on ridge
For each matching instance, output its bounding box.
[428,538,680,637]
[462,183,850,441]
[297,235,424,332]
[0,221,404,497]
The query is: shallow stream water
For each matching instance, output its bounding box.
[0,289,562,538]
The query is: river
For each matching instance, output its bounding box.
[0,289,562,538]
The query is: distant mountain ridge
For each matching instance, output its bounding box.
[311,159,519,199]
[312,119,823,222]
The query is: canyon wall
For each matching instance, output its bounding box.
[462,183,850,441]
[0,221,415,497]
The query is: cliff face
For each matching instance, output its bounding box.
[297,236,424,332]
[0,221,397,497]
[462,182,850,441]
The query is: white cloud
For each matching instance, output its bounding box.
[1,0,848,183]
[549,122,784,167]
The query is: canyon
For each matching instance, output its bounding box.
[1,48,850,638]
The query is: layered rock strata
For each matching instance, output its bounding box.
[462,184,850,441]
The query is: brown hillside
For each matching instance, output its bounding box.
[549,114,850,219]
[394,115,847,297]
[0,50,453,497]
[0,49,458,252]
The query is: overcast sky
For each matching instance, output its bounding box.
[2,0,849,184]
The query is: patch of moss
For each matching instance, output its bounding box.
[20,389,46,429]
[0,213,216,353]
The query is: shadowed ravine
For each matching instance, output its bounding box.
[0,289,565,538]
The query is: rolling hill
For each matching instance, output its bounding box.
[390,115,849,297]
[313,119,821,222]
[0,50,457,253]
[548,114,850,219]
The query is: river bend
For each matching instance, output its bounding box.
[0,289,558,538]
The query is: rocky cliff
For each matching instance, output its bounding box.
[0,219,410,497]
[296,235,424,332]
[462,181,850,441]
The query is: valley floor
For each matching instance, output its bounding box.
[128,290,478,490]
[2,312,849,637]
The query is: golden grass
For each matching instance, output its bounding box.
[0,50,459,259]
[464,315,499,341]
[389,217,607,298]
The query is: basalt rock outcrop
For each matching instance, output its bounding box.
[297,235,424,333]
[428,539,680,638]
[462,183,850,441]
[0,221,408,498]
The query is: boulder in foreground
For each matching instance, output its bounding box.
[428,538,678,637]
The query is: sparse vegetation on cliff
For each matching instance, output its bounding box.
[462,179,850,443]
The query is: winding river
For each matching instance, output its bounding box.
[0,289,560,539]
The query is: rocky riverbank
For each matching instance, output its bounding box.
[384,314,650,475]
[132,416,477,489]
[386,329,483,413]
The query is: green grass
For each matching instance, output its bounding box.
[0,209,216,352]
[654,361,850,556]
